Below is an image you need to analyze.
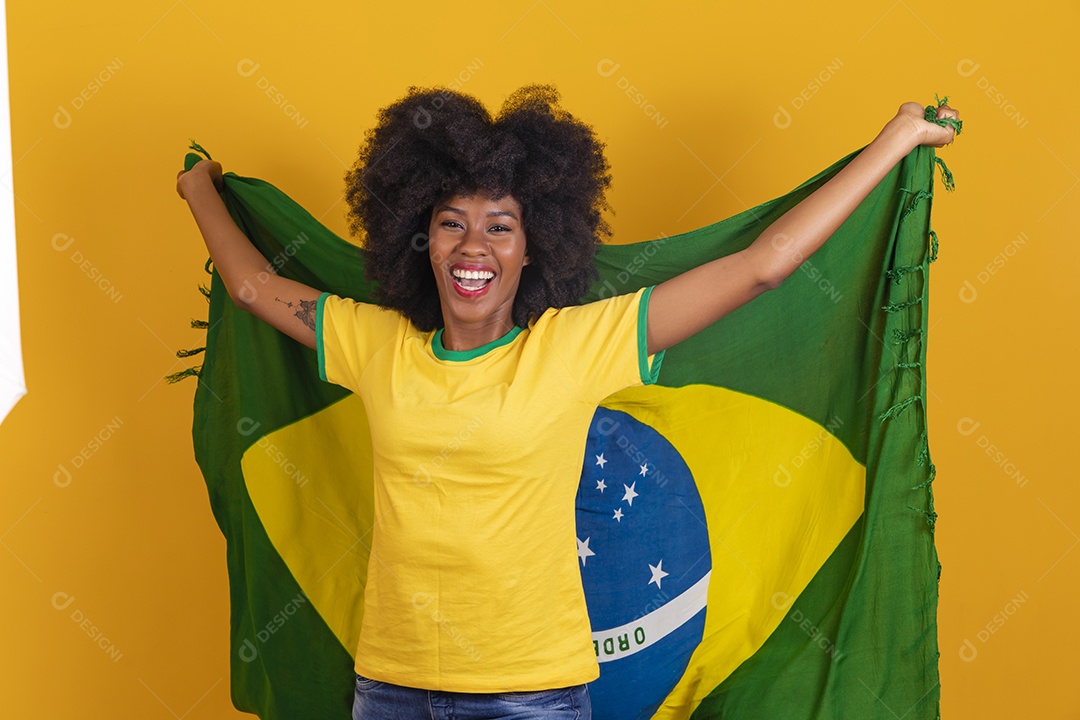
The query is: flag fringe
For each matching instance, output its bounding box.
[881,118,956,541]
[933,157,956,192]
[168,187,216,384]
[885,264,923,284]
[184,140,214,174]
[916,432,930,467]
[912,464,937,491]
[899,189,934,223]
[877,394,920,422]
[925,94,959,195]
[926,94,964,139]
[166,366,203,383]
[188,139,213,160]
[892,328,922,345]
[882,296,923,312]
[907,502,938,529]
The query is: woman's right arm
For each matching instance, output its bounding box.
[177,160,321,350]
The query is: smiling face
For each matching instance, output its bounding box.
[428,192,531,347]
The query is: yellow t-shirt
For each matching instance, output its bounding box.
[316,286,664,692]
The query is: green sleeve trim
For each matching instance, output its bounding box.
[316,291,330,382]
[637,285,665,385]
[431,325,524,361]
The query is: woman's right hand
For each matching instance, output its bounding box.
[176,159,224,200]
[175,155,322,351]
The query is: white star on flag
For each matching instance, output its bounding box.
[613,508,624,522]
[577,537,596,566]
[622,482,639,507]
[595,453,607,469]
[648,560,669,589]
[639,463,648,477]
[596,478,607,492]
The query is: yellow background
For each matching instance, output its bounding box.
[0,0,1075,717]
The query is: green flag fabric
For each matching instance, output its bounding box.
[176,119,950,719]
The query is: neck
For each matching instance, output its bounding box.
[440,314,517,351]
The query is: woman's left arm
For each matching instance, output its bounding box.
[646,101,959,355]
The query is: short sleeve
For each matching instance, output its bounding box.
[316,292,404,392]
[536,285,665,405]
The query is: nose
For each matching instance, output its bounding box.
[457,224,488,256]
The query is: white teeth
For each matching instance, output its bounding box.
[451,268,495,280]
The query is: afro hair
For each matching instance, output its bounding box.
[343,84,612,331]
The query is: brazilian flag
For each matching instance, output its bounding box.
[175,113,951,719]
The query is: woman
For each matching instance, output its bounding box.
[177,85,957,720]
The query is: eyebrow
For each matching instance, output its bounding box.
[437,205,520,221]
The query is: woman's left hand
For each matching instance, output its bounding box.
[892,101,960,149]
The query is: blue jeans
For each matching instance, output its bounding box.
[351,673,591,720]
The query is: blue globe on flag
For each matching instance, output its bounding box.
[576,407,712,719]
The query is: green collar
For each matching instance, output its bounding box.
[431,325,524,361]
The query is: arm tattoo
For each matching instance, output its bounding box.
[275,297,318,331]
